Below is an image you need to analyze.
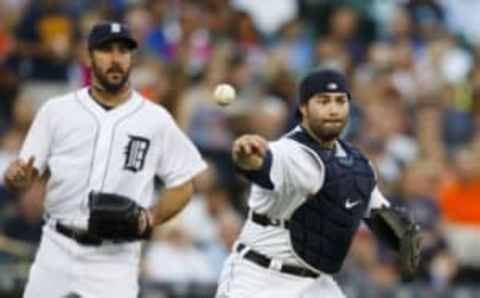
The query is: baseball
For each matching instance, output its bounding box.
[213,83,236,106]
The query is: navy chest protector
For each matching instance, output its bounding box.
[288,130,376,274]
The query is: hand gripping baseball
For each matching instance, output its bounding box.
[232,134,268,170]
[88,192,153,241]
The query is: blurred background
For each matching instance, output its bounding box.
[0,0,479,297]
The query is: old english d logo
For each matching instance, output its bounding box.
[124,135,150,172]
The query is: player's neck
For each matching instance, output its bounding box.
[90,83,131,108]
[301,123,336,150]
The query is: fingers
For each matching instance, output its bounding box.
[17,156,35,177]
[24,156,36,177]
[234,141,255,156]
[26,156,35,170]
[233,135,268,157]
[10,160,27,178]
[248,135,268,156]
[4,162,25,190]
[14,156,34,170]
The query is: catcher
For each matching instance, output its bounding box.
[215,69,421,298]
[3,22,207,298]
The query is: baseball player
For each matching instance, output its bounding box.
[3,22,207,298]
[215,70,421,298]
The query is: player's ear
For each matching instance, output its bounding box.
[299,104,307,118]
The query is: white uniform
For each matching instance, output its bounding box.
[216,127,389,298]
[19,87,207,298]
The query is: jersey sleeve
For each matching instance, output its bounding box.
[19,102,53,175]
[364,186,391,218]
[156,115,207,188]
[268,139,324,195]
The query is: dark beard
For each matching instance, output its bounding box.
[91,61,130,94]
[310,120,346,143]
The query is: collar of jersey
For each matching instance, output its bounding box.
[80,87,141,119]
[294,125,347,158]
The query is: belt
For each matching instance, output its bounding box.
[251,212,290,229]
[55,222,103,246]
[236,243,319,279]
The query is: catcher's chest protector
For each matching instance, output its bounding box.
[288,131,376,274]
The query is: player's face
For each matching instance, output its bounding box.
[300,92,349,142]
[89,40,133,93]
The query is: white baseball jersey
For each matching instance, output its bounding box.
[20,87,207,297]
[237,127,389,266]
[20,88,206,298]
[20,87,206,223]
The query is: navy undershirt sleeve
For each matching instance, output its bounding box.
[235,150,274,190]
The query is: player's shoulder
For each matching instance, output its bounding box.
[268,131,325,183]
[134,92,174,121]
[37,88,84,114]
[270,133,323,167]
[270,136,304,153]
[272,127,316,154]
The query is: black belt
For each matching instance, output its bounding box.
[251,212,290,229]
[236,243,319,279]
[55,223,103,246]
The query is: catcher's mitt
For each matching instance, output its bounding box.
[88,192,152,241]
[369,207,422,280]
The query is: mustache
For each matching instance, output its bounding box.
[106,65,124,74]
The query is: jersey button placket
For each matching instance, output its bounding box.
[87,118,115,194]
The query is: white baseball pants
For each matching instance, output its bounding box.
[23,226,140,298]
[216,252,346,298]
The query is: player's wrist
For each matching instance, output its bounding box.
[235,153,264,170]
[145,208,154,229]
[145,207,157,226]
[138,208,154,239]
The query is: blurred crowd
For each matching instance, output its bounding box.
[0,0,480,297]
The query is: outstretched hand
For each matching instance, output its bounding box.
[4,156,37,192]
[232,135,268,170]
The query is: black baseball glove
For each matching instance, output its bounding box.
[367,207,422,280]
[88,192,153,241]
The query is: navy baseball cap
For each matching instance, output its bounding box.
[88,22,138,50]
[299,69,351,104]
